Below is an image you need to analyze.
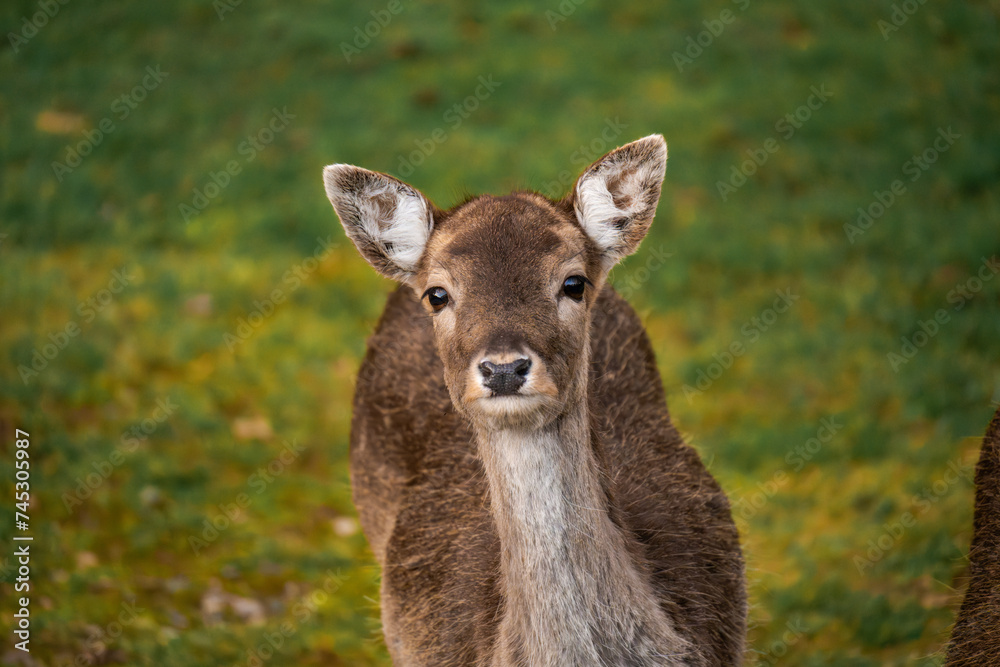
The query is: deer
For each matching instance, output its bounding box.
[323,135,747,666]
[946,404,1000,665]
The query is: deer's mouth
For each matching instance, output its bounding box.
[482,392,539,404]
[470,388,543,406]
[468,392,561,430]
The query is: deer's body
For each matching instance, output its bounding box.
[325,136,746,665]
[352,283,745,665]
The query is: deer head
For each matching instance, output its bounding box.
[324,135,667,432]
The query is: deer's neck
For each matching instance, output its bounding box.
[476,398,696,666]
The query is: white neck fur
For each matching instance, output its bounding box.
[477,405,697,666]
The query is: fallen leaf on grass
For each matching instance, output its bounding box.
[36,109,87,134]
[232,416,273,441]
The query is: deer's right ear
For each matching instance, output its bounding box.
[323,164,434,285]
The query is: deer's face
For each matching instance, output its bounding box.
[413,195,601,429]
[325,135,668,431]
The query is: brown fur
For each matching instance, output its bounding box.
[351,286,746,664]
[946,405,1000,665]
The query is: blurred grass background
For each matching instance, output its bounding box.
[1,0,999,664]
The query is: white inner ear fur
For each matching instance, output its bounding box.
[323,164,432,275]
[372,185,431,273]
[573,135,667,261]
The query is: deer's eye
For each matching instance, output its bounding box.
[423,287,450,311]
[562,276,587,301]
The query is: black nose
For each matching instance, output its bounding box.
[479,358,531,396]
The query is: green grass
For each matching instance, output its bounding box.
[1,0,998,664]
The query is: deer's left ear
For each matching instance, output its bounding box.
[570,134,667,270]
